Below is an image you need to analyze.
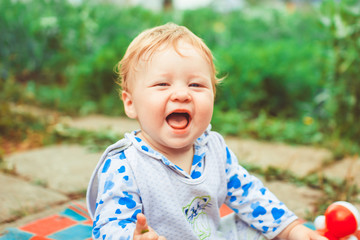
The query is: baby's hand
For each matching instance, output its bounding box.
[276,220,327,240]
[133,213,167,240]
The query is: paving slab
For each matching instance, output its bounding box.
[4,144,102,194]
[225,137,333,178]
[64,114,139,135]
[322,156,360,187]
[0,173,69,224]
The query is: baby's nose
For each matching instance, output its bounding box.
[171,88,191,102]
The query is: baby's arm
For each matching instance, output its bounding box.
[275,220,327,240]
[224,146,297,238]
[223,145,326,240]
[92,152,143,239]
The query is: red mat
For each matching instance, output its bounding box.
[0,201,92,240]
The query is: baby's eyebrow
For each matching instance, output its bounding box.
[157,72,172,77]
[189,73,211,81]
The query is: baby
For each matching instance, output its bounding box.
[87,23,326,240]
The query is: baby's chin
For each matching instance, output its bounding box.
[137,130,192,150]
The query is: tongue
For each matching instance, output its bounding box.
[167,113,189,129]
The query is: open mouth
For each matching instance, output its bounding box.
[166,112,190,130]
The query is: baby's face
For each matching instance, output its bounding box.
[122,41,214,155]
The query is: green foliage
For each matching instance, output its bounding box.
[211,108,324,146]
[1,1,329,118]
[1,0,77,83]
[0,0,359,155]
[319,0,360,142]
[61,6,167,115]
[0,0,168,115]
[215,39,326,118]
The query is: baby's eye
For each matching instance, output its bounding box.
[189,83,201,87]
[155,83,169,87]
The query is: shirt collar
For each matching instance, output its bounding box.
[124,125,211,178]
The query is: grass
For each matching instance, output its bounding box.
[49,123,122,152]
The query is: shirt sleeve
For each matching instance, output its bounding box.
[92,150,142,240]
[223,146,298,239]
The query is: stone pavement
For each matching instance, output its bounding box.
[1,113,359,234]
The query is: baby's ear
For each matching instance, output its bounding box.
[122,91,137,119]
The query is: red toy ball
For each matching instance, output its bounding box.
[315,201,360,240]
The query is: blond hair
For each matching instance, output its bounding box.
[115,23,221,94]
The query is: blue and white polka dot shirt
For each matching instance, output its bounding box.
[87,127,297,240]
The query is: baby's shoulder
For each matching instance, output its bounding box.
[105,138,132,157]
[95,138,134,173]
[206,130,227,147]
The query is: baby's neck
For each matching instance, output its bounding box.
[165,147,194,174]
[136,132,194,174]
